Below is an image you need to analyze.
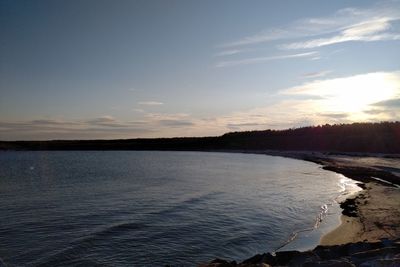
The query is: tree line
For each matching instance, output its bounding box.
[1,122,399,154]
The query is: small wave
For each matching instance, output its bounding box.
[150,191,222,217]
[274,175,361,252]
[30,221,148,266]
[273,203,331,252]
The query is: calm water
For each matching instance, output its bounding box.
[0,151,358,266]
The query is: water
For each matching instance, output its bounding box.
[0,151,359,266]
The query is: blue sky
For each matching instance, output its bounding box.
[1,0,399,140]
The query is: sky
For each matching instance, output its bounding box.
[1,0,399,140]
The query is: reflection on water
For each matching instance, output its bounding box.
[0,151,356,266]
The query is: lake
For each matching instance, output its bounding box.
[0,151,359,266]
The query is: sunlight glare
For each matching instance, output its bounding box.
[320,72,398,114]
[286,72,400,120]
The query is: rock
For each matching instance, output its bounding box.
[351,247,400,265]
[359,257,400,267]
[241,253,275,265]
[274,251,302,265]
[347,241,384,255]
[352,247,400,259]
[285,251,320,266]
[238,264,271,267]
[303,259,355,267]
[313,244,349,260]
[340,198,358,217]
[200,240,400,267]
[198,258,237,267]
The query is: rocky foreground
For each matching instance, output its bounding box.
[199,239,400,267]
[200,152,400,267]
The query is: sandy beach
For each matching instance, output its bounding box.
[273,151,400,247]
[320,182,400,246]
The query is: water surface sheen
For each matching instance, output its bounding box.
[0,151,350,266]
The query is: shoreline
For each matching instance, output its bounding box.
[200,151,400,266]
[320,182,400,245]
[261,151,400,243]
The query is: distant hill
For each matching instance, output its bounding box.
[1,122,399,154]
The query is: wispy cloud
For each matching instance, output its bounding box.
[214,2,400,69]
[85,116,128,128]
[226,122,267,130]
[138,101,164,106]
[158,120,194,127]
[365,97,400,120]
[0,117,152,140]
[219,1,400,49]
[317,113,349,119]
[215,51,318,68]
[0,113,200,140]
[371,98,400,108]
[221,29,299,48]
[215,49,243,57]
[302,70,332,79]
[137,112,198,130]
[282,18,400,49]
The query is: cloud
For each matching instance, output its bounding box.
[221,29,293,47]
[138,101,164,106]
[143,113,195,127]
[85,116,129,128]
[86,115,116,123]
[215,51,318,68]
[205,101,323,132]
[283,71,400,119]
[158,120,195,127]
[363,109,385,115]
[215,49,243,57]
[0,116,153,140]
[215,2,400,68]
[371,98,400,108]
[302,70,332,79]
[282,18,400,49]
[0,112,208,140]
[29,119,82,126]
[364,97,400,120]
[220,1,400,48]
[2,71,399,140]
[226,122,267,130]
[317,113,349,119]
[206,70,399,133]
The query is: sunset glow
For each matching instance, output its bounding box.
[1,0,399,140]
[285,72,400,120]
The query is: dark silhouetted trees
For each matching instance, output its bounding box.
[0,122,399,154]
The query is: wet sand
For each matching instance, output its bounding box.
[321,182,400,245]
[263,151,400,246]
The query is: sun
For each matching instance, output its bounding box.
[286,71,400,120]
[319,72,399,115]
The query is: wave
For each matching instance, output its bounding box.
[30,221,148,266]
[273,175,361,252]
[30,193,222,266]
